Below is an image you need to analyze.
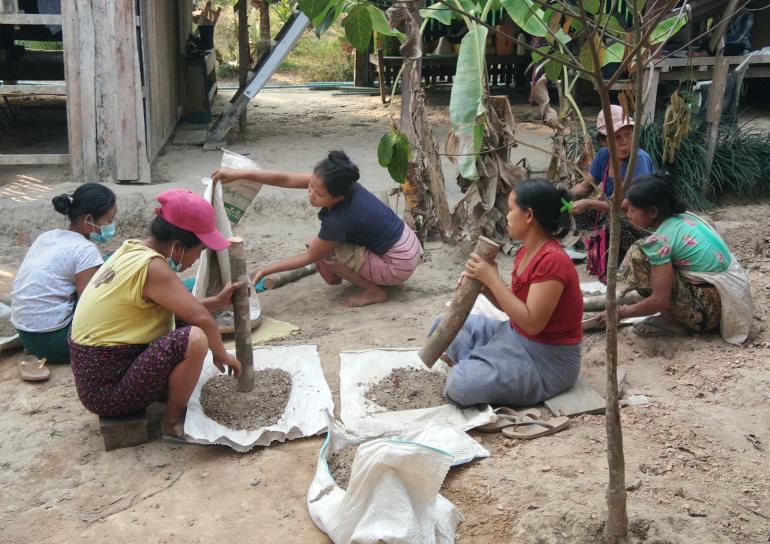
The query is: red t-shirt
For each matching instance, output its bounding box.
[510,239,583,345]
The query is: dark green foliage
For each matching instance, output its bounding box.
[378,130,410,183]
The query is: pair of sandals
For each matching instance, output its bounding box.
[476,407,570,439]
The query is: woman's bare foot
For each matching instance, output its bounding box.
[161,417,185,439]
[343,288,388,307]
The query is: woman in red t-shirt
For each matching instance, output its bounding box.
[437,180,584,407]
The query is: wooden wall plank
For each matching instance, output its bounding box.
[0,84,66,96]
[114,0,140,180]
[76,0,98,181]
[133,1,152,184]
[0,154,69,165]
[177,0,191,117]
[0,13,62,25]
[92,0,117,182]
[62,0,85,181]
[140,0,180,162]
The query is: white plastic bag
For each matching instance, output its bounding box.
[339,349,494,437]
[217,149,264,225]
[193,174,261,323]
[308,418,465,544]
[184,345,334,451]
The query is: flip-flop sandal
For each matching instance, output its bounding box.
[161,433,194,446]
[501,415,571,440]
[19,357,50,382]
[633,315,688,337]
[476,407,541,433]
[161,421,193,446]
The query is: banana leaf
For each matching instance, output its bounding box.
[448,25,488,180]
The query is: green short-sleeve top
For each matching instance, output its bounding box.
[640,213,732,272]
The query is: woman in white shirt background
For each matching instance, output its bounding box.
[11,183,117,373]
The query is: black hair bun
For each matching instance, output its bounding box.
[52,194,73,215]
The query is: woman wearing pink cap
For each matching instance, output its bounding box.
[69,189,242,444]
[569,105,655,283]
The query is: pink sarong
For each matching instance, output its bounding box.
[316,225,422,287]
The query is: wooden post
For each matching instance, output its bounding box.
[704,0,740,182]
[353,48,369,87]
[228,237,254,392]
[238,0,249,133]
[263,264,317,290]
[418,237,500,367]
[641,64,659,124]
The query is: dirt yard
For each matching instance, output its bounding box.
[0,90,769,544]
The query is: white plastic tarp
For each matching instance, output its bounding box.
[308,418,467,544]
[339,349,494,437]
[184,345,333,451]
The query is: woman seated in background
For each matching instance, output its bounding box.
[569,105,655,283]
[11,183,116,374]
[69,189,241,443]
[435,180,583,408]
[602,171,752,344]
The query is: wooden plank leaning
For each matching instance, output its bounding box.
[228,237,255,392]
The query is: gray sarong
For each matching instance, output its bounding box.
[433,314,581,407]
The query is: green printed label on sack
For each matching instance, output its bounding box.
[224,203,245,224]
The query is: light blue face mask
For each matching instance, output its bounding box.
[167,245,185,273]
[88,219,116,244]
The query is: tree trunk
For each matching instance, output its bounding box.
[389,1,453,242]
[257,1,271,60]
[704,0,739,182]
[604,192,627,543]
[238,0,250,132]
[449,91,527,246]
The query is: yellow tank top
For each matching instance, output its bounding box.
[71,240,174,346]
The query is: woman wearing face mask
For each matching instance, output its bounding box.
[11,183,117,373]
[69,189,241,443]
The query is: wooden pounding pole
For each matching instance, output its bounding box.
[228,237,254,391]
[419,236,500,367]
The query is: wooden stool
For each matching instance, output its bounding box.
[98,410,150,451]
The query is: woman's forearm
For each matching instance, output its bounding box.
[241,169,310,189]
[189,313,229,359]
[619,295,668,319]
[199,296,226,313]
[262,252,317,277]
[480,285,503,310]
[487,277,531,327]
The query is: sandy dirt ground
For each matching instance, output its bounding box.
[1,90,769,544]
